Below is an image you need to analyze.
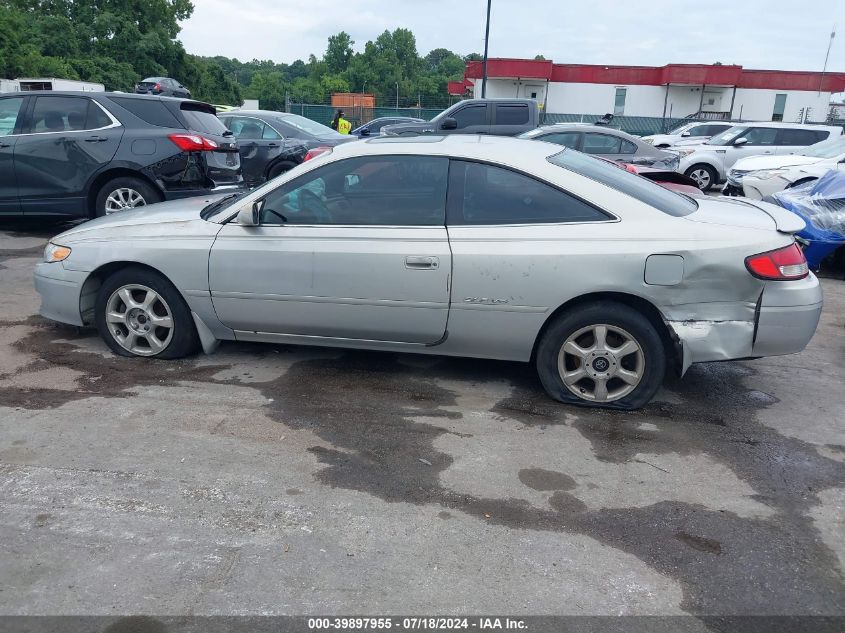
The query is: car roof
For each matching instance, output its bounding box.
[726,121,842,130]
[329,134,561,162]
[529,124,640,138]
[0,91,200,104]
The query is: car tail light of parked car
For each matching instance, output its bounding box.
[168,133,220,151]
[304,146,332,161]
[745,243,809,280]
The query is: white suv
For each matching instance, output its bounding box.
[674,122,843,191]
[641,121,735,148]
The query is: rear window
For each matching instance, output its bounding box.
[180,104,228,135]
[109,97,181,128]
[548,149,698,217]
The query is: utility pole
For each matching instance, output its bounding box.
[819,24,836,96]
[481,0,492,98]
[396,82,399,110]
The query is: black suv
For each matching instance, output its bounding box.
[135,77,191,99]
[0,92,242,218]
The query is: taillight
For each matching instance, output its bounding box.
[168,133,219,151]
[304,146,332,161]
[745,243,809,280]
[154,83,162,92]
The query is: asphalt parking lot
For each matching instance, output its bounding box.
[0,221,843,621]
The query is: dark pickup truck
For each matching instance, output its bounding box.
[381,99,540,137]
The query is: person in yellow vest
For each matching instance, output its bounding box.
[331,109,352,135]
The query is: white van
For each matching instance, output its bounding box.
[673,122,844,191]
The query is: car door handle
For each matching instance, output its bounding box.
[405,256,439,269]
[0,141,10,148]
[267,143,279,147]
[84,136,107,142]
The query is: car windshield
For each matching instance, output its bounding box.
[548,149,698,217]
[275,114,339,137]
[706,126,749,146]
[800,136,845,158]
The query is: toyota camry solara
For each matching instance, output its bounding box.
[34,135,822,409]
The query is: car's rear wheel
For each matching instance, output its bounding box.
[536,302,666,410]
[267,161,297,180]
[95,267,199,359]
[94,177,161,218]
[685,164,717,191]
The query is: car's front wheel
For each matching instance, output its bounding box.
[535,302,666,410]
[95,267,199,359]
[685,164,718,191]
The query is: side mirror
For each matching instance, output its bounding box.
[237,201,262,226]
[681,131,691,137]
[733,137,748,146]
[441,117,457,130]
[360,129,371,136]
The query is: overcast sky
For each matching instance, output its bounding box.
[180,0,843,72]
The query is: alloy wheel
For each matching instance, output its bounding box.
[105,188,147,214]
[688,168,711,190]
[557,324,645,403]
[105,284,174,356]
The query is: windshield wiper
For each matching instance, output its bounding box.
[201,192,244,219]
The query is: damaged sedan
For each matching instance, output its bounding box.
[34,135,822,409]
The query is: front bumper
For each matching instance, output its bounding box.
[741,176,790,201]
[33,263,87,327]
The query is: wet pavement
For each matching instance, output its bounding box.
[0,222,843,622]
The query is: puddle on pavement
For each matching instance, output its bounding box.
[2,314,844,620]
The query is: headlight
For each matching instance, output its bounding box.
[44,242,72,263]
[676,148,698,156]
[746,169,787,181]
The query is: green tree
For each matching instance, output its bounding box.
[324,31,353,75]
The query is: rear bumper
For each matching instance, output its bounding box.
[668,274,823,373]
[752,274,823,357]
[33,263,87,327]
[163,183,245,201]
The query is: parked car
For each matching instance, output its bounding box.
[621,164,701,196]
[770,170,845,270]
[641,121,735,148]
[220,110,356,151]
[519,124,679,170]
[729,136,845,198]
[673,122,843,191]
[135,77,191,99]
[350,117,425,138]
[382,99,540,137]
[35,135,820,410]
[218,113,308,185]
[0,91,242,218]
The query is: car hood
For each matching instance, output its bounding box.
[672,138,710,148]
[684,196,805,233]
[731,154,821,172]
[53,195,227,243]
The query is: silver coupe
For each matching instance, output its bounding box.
[34,135,822,409]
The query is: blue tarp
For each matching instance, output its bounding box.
[773,170,845,269]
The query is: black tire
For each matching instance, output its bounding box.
[535,301,666,410]
[684,163,718,192]
[93,176,162,218]
[94,266,200,360]
[266,161,297,180]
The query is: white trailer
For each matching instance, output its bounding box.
[0,79,20,93]
[14,78,105,92]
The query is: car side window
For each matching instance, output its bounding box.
[777,128,824,146]
[495,104,529,125]
[258,155,449,226]
[447,160,609,225]
[689,125,709,136]
[0,97,25,136]
[31,96,91,133]
[262,124,282,140]
[538,132,580,149]
[742,128,779,146]
[620,139,637,153]
[453,105,487,129]
[86,101,112,129]
[227,117,264,140]
[583,133,623,154]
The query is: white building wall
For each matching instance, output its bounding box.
[476,78,834,122]
[730,88,830,122]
